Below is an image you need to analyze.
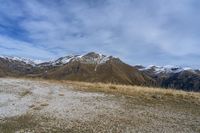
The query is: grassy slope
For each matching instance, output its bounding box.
[9,77,200,105]
[48,79,200,104]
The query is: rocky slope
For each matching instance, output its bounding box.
[136,65,200,91]
[0,56,35,77]
[36,52,155,86]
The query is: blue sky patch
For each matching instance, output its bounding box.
[0,0,200,68]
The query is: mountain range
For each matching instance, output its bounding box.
[0,52,199,92]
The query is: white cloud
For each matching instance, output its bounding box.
[0,35,54,60]
[0,0,200,66]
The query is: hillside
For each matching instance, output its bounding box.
[136,65,200,91]
[0,52,200,91]
[40,53,155,86]
[0,56,34,77]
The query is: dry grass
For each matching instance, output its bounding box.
[32,106,42,110]
[59,93,64,96]
[9,77,200,104]
[1,78,200,132]
[40,103,49,106]
[29,104,35,108]
[0,114,37,133]
[60,80,200,104]
[19,90,32,97]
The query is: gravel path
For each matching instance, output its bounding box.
[0,78,199,133]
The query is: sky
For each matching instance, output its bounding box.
[0,0,200,68]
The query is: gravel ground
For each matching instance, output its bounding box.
[0,78,200,133]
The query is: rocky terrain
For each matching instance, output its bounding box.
[0,52,155,86]
[0,52,200,91]
[0,78,199,133]
[136,65,200,91]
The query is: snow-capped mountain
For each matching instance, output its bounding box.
[0,53,198,74]
[38,52,113,67]
[134,64,200,92]
[0,52,200,92]
[136,65,196,74]
[0,52,114,68]
[38,55,81,67]
[0,55,43,66]
[54,55,81,65]
[78,52,113,64]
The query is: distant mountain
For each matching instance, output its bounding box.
[136,65,195,74]
[37,52,112,67]
[0,56,35,77]
[36,52,155,86]
[0,52,199,92]
[135,65,200,91]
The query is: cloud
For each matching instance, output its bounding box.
[0,35,54,60]
[0,0,200,67]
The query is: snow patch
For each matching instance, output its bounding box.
[139,65,195,74]
[40,52,113,67]
[0,55,44,66]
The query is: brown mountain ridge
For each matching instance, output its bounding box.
[0,52,199,92]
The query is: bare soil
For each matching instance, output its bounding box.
[0,78,200,133]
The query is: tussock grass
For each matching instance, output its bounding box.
[32,106,42,110]
[59,93,64,96]
[0,114,37,133]
[60,81,200,104]
[9,77,200,104]
[40,103,49,106]
[19,90,32,97]
[29,104,35,108]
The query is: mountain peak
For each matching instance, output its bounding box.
[84,52,100,57]
[0,53,200,92]
[137,65,196,74]
[83,52,112,59]
[79,52,113,64]
[0,55,43,65]
[38,52,114,67]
